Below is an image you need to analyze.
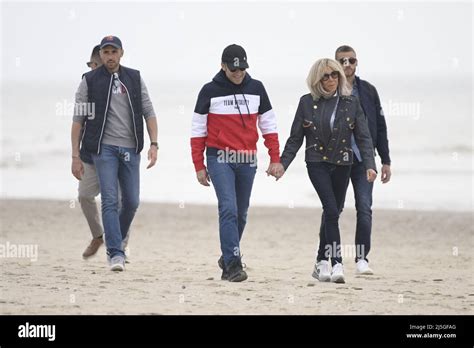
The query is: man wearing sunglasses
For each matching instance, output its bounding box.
[335,45,392,275]
[191,44,281,282]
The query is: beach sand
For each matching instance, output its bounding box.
[0,199,472,315]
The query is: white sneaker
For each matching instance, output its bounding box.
[330,263,345,283]
[312,260,331,282]
[110,256,125,272]
[356,259,373,275]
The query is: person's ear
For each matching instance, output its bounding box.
[221,63,226,71]
[120,49,124,58]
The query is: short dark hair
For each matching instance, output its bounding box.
[335,45,356,58]
[91,44,100,60]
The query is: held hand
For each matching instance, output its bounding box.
[267,163,285,181]
[381,164,391,184]
[71,157,84,180]
[266,163,275,177]
[196,169,210,186]
[147,146,158,169]
[366,169,377,183]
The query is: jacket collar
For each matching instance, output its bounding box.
[98,64,124,78]
[212,69,251,91]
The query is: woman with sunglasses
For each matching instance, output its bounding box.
[273,58,377,283]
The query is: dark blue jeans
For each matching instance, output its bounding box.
[349,158,374,262]
[92,144,140,259]
[207,155,257,267]
[307,162,351,266]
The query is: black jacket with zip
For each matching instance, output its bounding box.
[280,93,376,172]
[355,76,391,165]
[80,64,143,159]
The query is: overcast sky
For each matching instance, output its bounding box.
[1,1,472,84]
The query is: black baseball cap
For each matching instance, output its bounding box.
[100,35,123,49]
[222,44,249,70]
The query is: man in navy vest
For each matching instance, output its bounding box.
[71,35,158,271]
[335,45,392,275]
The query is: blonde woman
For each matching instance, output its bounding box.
[272,58,377,283]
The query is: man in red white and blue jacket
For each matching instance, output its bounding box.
[190,44,280,282]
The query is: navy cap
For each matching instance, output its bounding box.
[100,35,123,49]
[222,44,249,69]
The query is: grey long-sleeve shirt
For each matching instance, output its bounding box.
[73,74,156,149]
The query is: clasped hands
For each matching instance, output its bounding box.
[197,162,377,185]
[266,163,378,183]
[266,163,285,180]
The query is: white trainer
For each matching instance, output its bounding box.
[330,263,345,283]
[110,256,125,272]
[312,260,331,282]
[356,259,373,275]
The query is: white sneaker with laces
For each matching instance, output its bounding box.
[330,263,345,283]
[356,259,373,275]
[312,260,331,282]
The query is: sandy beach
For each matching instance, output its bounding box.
[0,199,472,315]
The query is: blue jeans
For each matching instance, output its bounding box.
[307,162,351,266]
[92,144,140,258]
[207,155,257,267]
[349,159,374,262]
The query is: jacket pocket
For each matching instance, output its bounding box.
[302,119,313,128]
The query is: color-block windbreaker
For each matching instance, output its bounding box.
[191,70,280,172]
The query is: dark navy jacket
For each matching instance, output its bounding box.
[80,65,143,163]
[355,76,391,165]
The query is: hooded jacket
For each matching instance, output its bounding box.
[190,70,280,171]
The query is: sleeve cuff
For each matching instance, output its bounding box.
[194,162,206,172]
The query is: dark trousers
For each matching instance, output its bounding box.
[307,161,351,266]
[349,159,374,262]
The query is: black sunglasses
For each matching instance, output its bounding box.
[321,71,339,82]
[229,67,246,72]
[338,57,357,65]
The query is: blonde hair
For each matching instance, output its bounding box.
[306,58,350,100]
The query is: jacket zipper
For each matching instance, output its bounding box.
[117,76,139,153]
[97,74,114,154]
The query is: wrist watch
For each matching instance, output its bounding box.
[150,142,159,149]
